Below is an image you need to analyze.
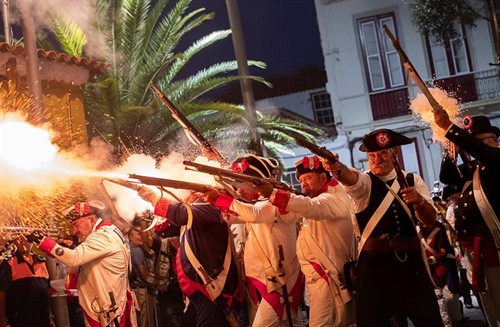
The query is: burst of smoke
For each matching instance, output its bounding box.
[409,87,462,151]
[0,113,224,232]
[10,0,111,59]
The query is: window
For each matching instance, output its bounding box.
[311,91,334,125]
[358,14,404,92]
[358,14,410,120]
[428,26,471,78]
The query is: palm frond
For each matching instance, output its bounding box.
[49,15,88,56]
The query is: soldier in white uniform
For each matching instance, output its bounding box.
[259,155,356,327]
[210,154,305,327]
[37,200,137,327]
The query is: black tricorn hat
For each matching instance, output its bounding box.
[359,129,413,152]
[463,115,500,137]
[232,154,280,179]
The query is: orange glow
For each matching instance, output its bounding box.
[409,87,461,151]
[0,114,221,229]
[0,119,58,171]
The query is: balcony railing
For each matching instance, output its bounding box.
[473,68,500,100]
[369,87,410,120]
[369,68,500,120]
[434,68,500,102]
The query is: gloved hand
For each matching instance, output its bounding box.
[26,232,45,244]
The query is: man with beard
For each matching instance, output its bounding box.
[35,200,136,327]
[258,155,355,326]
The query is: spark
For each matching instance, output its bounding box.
[409,87,461,152]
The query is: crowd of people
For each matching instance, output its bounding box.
[0,110,498,327]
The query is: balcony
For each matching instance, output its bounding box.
[433,69,500,102]
[369,87,410,120]
[369,68,500,120]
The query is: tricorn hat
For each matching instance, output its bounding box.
[294,155,330,181]
[462,115,500,137]
[232,154,280,179]
[359,129,413,152]
[63,200,105,222]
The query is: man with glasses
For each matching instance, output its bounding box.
[322,128,443,326]
[434,113,500,325]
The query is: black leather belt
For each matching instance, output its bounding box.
[363,237,420,252]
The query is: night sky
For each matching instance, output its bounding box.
[180,0,325,78]
[2,0,324,78]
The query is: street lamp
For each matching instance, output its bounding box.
[225,0,265,156]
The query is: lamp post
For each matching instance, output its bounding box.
[225,0,265,156]
[21,9,44,123]
[2,0,11,45]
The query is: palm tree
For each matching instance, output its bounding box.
[48,0,324,163]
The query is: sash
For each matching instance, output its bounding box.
[472,167,500,261]
[181,204,232,302]
[301,226,352,304]
[357,179,401,256]
[247,223,297,293]
[416,225,456,260]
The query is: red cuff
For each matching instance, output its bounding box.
[214,193,234,211]
[271,190,290,212]
[153,217,171,233]
[154,198,170,217]
[39,237,57,253]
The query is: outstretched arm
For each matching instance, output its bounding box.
[321,155,359,186]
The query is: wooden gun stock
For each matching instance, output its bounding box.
[128,174,210,193]
[183,161,304,196]
[295,136,338,163]
[382,25,445,114]
[149,83,227,164]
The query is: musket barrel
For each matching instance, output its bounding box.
[382,25,445,114]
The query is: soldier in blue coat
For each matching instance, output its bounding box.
[434,112,500,325]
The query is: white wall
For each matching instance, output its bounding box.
[255,88,325,120]
[313,0,498,188]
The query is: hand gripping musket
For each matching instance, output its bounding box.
[183,161,305,197]
[105,176,211,231]
[277,245,293,327]
[149,83,228,165]
[295,135,338,164]
[382,25,446,114]
[0,227,60,262]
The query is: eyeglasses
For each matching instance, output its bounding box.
[367,149,392,161]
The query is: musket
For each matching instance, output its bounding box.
[128,174,210,193]
[382,25,445,114]
[0,226,60,233]
[278,245,293,327]
[389,151,409,190]
[149,83,228,164]
[295,135,338,163]
[183,161,305,196]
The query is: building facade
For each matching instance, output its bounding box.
[312,0,500,188]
